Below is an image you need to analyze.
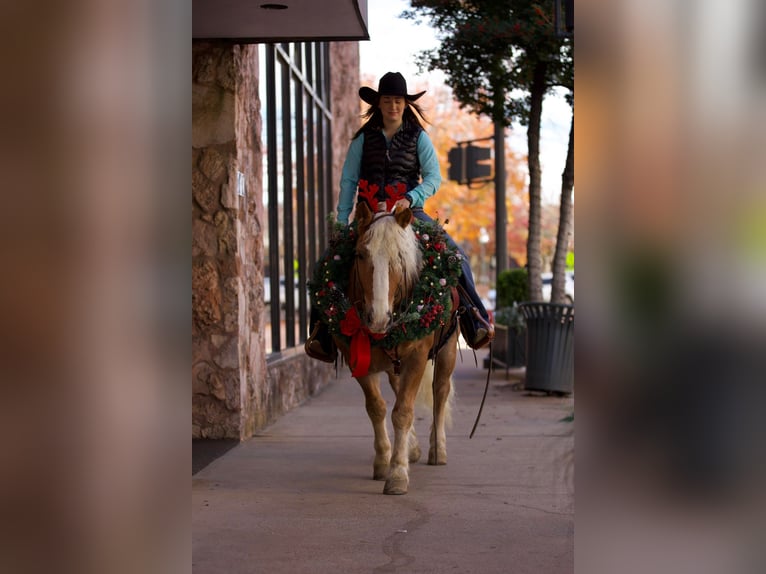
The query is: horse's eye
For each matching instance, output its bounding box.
[356,250,367,261]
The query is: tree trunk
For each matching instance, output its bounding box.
[551,112,574,304]
[526,61,547,301]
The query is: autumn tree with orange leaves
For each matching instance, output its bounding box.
[403,0,573,301]
[411,81,530,277]
[357,74,560,284]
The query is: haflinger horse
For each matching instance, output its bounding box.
[335,201,459,495]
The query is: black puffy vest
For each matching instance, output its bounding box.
[358,120,422,203]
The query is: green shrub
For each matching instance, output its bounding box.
[493,303,525,330]
[494,269,529,328]
[496,268,528,308]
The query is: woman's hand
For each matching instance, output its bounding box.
[393,197,411,210]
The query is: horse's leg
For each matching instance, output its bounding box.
[408,427,421,463]
[356,373,390,480]
[386,371,421,463]
[429,334,458,466]
[384,356,429,495]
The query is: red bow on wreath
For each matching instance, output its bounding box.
[340,307,384,377]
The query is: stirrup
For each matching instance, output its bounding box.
[305,324,336,363]
[464,307,495,350]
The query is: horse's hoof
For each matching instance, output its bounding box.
[373,456,390,480]
[383,478,409,495]
[428,449,448,465]
[409,443,421,463]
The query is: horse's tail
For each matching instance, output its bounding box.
[415,361,456,429]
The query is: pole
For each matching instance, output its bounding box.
[494,120,507,281]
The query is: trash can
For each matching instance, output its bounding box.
[488,324,526,376]
[519,302,574,394]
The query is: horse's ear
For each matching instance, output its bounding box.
[394,206,413,228]
[355,201,373,230]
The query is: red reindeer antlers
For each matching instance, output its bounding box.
[358,180,407,213]
[384,182,407,212]
[357,180,379,210]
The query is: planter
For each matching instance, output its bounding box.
[489,323,526,376]
[519,302,574,394]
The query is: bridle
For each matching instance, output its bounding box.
[350,210,417,333]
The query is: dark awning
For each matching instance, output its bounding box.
[193,0,369,42]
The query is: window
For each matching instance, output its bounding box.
[260,42,333,354]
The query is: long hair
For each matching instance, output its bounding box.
[352,101,430,140]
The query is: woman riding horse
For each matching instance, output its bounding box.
[306,71,494,363]
[309,200,459,494]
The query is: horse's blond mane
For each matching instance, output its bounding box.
[364,216,422,290]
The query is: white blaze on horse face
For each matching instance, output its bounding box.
[369,249,391,333]
[362,214,421,334]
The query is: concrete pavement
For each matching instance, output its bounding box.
[192,349,574,574]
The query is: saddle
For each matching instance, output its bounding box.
[427,286,461,361]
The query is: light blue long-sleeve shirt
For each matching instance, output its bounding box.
[336,129,442,225]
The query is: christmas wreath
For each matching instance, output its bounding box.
[309,217,463,350]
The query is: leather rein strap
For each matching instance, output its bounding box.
[453,285,493,439]
[469,341,492,439]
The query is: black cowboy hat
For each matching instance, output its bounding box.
[359,72,426,105]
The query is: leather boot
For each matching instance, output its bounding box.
[460,307,495,350]
[305,322,337,363]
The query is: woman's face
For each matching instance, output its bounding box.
[379,96,405,124]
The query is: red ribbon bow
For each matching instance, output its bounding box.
[340,307,384,377]
[340,307,371,377]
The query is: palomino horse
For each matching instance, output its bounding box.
[335,201,459,495]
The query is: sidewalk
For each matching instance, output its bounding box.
[192,349,574,574]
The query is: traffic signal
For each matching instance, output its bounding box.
[466,144,491,180]
[447,142,492,184]
[447,146,464,183]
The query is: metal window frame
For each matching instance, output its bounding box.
[263,41,333,355]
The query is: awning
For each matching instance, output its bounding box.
[193,0,369,42]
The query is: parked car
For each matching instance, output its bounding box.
[485,288,497,311]
[541,271,574,303]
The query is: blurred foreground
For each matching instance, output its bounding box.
[0,0,765,572]
[577,1,766,572]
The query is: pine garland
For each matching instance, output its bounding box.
[309,218,463,348]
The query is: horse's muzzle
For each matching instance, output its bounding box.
[366,310,392,335]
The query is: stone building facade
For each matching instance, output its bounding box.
[192,41,360,439]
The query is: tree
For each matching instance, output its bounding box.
[550,112,573,303]
[404,0,573,301]
[358,75,532,271]
[417,82,528,271]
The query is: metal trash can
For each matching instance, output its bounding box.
[519,302,574,394]
[488,324,526,376]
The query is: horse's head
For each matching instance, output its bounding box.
[353,201,421,334]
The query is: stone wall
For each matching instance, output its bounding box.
[192,41,360,440]
[192,42,265,439]
[330,42,362,208]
